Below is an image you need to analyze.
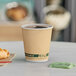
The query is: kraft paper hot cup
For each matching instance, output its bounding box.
[21,24,53,62]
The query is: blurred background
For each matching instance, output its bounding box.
[0,0,76,42]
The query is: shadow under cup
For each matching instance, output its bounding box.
[21,24,53,62]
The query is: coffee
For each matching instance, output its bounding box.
[24,25,50,29]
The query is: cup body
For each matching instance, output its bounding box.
[21,24,53,62]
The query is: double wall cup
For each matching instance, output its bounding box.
[21,24,53,62]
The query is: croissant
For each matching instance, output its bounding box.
[6,6,28,21]
[0,48,10,59]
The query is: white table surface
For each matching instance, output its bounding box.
[0,41,76,76]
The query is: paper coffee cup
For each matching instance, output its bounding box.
[21,24,53,62]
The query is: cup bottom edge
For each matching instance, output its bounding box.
[25,59,48,62]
